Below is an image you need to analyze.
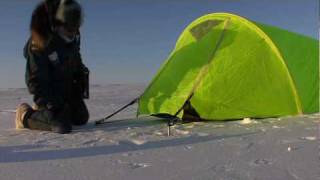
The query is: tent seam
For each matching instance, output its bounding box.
[173,19,231,117]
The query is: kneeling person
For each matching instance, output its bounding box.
[16,0,89,134]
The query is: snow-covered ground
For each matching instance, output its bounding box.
[0,84,319,180]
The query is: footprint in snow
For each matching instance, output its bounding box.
[130,139,147,145]
[174,129,190,135]
[116,160,151,169]
[129,162,151,169]
[82,139,101,146]
[121,152,134,157]
[246,142,254,150]
[252,159,273,166]
[196,132,209,137]
[272,125,284,129]
[153,131,164,136]
[184,145,193,150]
[300,136,317,141]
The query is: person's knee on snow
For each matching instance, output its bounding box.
[69,100,89,126]
[72,113,89,126]
[29,105,72,134]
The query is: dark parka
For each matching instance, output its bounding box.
[24,33,88,112]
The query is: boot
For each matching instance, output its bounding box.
[26,117,72,134]
[15,103,33,129]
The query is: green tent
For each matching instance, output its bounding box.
[137,12,319,120]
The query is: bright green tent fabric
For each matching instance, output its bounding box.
[137,13,319,120]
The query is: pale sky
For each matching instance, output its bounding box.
[0,0,318,88]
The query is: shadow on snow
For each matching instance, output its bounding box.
[0,132,256,163]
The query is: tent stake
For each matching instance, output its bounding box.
[167,117,178,136]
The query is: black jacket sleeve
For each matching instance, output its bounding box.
[73,34,90,99]
[75,33,89,71]
[24,40,60,110]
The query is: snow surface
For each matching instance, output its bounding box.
[0,84,319,180]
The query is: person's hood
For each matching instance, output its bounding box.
[23,40,31,60]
